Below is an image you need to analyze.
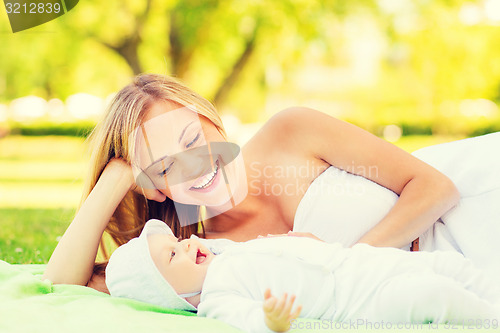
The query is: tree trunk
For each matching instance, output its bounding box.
[92,0,152,75]
[113,36,143,75]
[212,30,258,107]
[168,11,195,77]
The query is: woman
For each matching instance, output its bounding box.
[43,73,496,293]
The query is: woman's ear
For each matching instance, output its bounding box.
[143,189,167,202]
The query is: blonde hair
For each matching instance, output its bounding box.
[83,74,226,264]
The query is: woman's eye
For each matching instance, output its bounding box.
[186,133,200,148]
[159,162,174,176]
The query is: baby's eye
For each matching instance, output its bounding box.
[170,251,176,261]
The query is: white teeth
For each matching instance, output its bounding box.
[192,162,219,189]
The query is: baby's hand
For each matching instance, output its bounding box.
[263,288,302,332]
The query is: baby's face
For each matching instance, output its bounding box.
[147,234,214,296]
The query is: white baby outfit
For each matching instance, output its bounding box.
[197,237,500,333]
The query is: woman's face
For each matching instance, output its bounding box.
[133,101,240,208]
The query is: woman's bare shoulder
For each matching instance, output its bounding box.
[253,106,341,158]
[253,107,336,153]
[265,107,325,130]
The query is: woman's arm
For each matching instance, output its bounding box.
[42,159,135,285]
[354,172,459,247]
[269,108,460,249]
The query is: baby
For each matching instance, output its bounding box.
[106,219,500,333]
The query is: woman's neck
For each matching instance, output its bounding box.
[204,185,268,231]
[202,138,286,240]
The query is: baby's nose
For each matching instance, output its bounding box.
[178,239,190,252]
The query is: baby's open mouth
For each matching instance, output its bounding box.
[196,249,207,264]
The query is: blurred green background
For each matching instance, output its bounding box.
[1,0,499,263]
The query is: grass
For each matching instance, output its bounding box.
[0,135,88,264]
[0,208,75,264]
[0,134,464,264]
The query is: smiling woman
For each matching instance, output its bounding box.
[131,103,245,211]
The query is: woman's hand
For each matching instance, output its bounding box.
[102,158,135,189]
[263,289,302,332]
[286,231,323,242]
[257,233,289,239]
[105,158,167,202]
[258,231,323,242]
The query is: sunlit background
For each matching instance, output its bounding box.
[1,0,500,263]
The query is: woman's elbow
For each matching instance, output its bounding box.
[437,175,460,210]
[41,270,88,287]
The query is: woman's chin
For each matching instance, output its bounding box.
[204,196,233,209]
[173,189,233,208]
[196,193,233,208]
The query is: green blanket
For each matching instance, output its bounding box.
[0,260,237,333]
[0,260,493,333]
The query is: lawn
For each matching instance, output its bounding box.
[0,134,464,264]
[0,135,88,264]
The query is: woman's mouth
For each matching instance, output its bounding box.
[196,249,207,264]
[190,160,220,191]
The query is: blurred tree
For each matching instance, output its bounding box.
[1,0,499,131]
[1,0,378,106]
[96,0,153,75]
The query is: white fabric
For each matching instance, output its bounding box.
[292,165,401,247]
[198,237,347,333]
[293,132,500,282]
[105,219,197,312]
[198,237,500,333]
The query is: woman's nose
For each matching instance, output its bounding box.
[177,152,209,180]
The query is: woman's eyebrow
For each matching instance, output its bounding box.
[178,121,196,143]
[144,121,198,169]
